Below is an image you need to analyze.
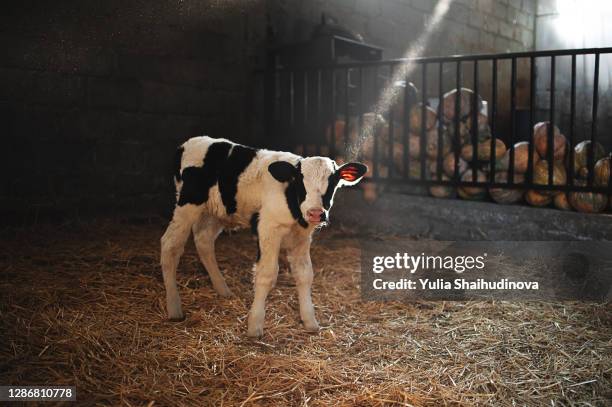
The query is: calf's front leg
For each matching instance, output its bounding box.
[247,222,285,338]
[287,238,319,332]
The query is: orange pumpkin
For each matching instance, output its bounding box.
[576,166,589,180]
[568,180,608,213]
[489,172,525,204]
[553,193,572,211]
[495,141,540,174]
[404,159,429,180]
[457,170,488,200]
[573,140,606,174]
[429,174,456,198]
[461,138,507,162]
[408,103,438,132]
[408,130,451,160]
[594,156,611,187]
[325,113,387,157]
[442,152,468,177]
[533,160,567,196]
[442,88,483,123]
[525,190,552,207]
[533,121,567,160]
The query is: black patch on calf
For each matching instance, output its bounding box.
[219,145,258,215]
[250,212,260,261]
[322,173,340,210]
[250,212,259,235]
[177,142,232,206]
[174,146,184,182]
[285,162,308,228]
[269,161,297,182]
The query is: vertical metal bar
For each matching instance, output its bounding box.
[437,62,444,180]
[568,55,576,186]
[358,67,364,165]
[303,70,308,154]
[344,68,350,160]
[453,62,462,182]
[527,56,535,185]
[289,71,295,126]
[508,57,517,184]
[330,69,337,159]
[278,71,284,146]
[420,62,427,181]
[608,152,612,193]
[490,59,498,181]
[588,52,600,187]
[290,71,295,151]
[316,69,322,155]
[304,70,308,124]
[472,60,479,182]
[356,66,366,179]
[264,50,276,149]
[547,56,555,186]
[371,73,379,179]
[403,72,411,179]
[388,65,395,178]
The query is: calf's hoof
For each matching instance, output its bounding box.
[247,325,264,338]
[303,320,320,332]
[168,313,185,322]
[215,285,233,298]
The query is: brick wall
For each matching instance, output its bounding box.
[0,0,266,221]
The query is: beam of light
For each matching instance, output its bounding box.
[347,0,454,161]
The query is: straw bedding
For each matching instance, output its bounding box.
[1,219,610,406]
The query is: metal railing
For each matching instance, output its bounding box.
[263,47,612,196]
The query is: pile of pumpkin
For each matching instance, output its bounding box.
[401,88,611,214]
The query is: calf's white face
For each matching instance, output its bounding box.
[268,157,368,226]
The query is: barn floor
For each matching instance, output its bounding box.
[1,219,610,406]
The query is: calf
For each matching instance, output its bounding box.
[161,136,367,337]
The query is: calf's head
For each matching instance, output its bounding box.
[268,157,367,226]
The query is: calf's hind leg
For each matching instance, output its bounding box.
[160,205,202,321]
[192,216,232,297]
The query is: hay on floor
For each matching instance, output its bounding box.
[0,219,610,406]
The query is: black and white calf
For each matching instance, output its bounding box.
[161,136,367,337]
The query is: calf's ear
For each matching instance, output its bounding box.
[268,161,297,182]
[338,162,368,186]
